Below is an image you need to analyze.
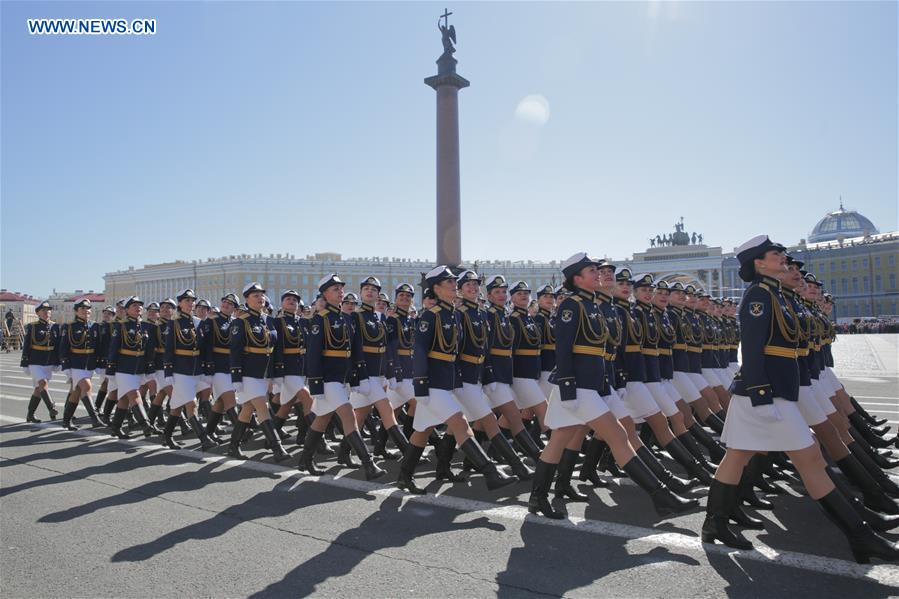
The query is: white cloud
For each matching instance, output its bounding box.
[514,94,550,126]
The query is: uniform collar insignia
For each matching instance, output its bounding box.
[614,298,630,309]
[538,307,551,317]
[596,290,612,303]
[437,299,455,311]
[462,299,479,309]
[326,303,340,314]
[247,308,260,317]
[361,303,375,312]
[512,306,528,315]
[576,288,595,301]
[396,306,409,317]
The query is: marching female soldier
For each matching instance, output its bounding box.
[105,297,158,439]
[161,289,217,451]
[384,283,417,453]
[348,277,410,463]
[57,299,102,429]
[529,254,697,519]
[269,290,309,441]
[701,235,898,563]
[147,298,176,429]
[93,306,116,421]
[225,283,290,462]
[21,301,60,423]
[297,275,384,479]
[452,270,535,483]
[395,266,516,494]
[200,293,241,443]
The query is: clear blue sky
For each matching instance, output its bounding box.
[2,1,896,297]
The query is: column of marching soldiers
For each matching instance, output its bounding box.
[17,250,899,564]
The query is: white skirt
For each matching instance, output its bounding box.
[538,371,554,399]
[115,372,141,397]
[387,380,414,409]
[29,365,54,386]
[720,395,814,451]
[107,374,118,392]
[811,379,837,415]
[485,382,516,409]
[797,385,827,426]
[672,371,702,403]
[279,375,306,403]
[212,372,235,398]
[197,375,212,392]
[453,382,492,422]
[822,367,843,395]
[645,381,679,417]
[413,388,463,432]
[623,382,662,420]
[716,367,734,387]
[688,372,710,392]
[155,370,173,390]
[511,377,548,410]
[311,381,350,416]
[702,368,725,388]
[603,389,630,420]
[66,368,93,385]
[350,376,389,409]
[545,387,610,429]
[170,373,201,409]
[236,376,269,405]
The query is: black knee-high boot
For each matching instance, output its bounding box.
[529,460,564,519]
[578,437,609,487]
[298,428,324,474]
[827,466,899,532]
[701,480,754,549]
[741,455,775,509]
[513,429,542,462]
[849,412,892,449]
[101,399,116,426]
[189,415,218,452]
[623,454,698,516]
[663,437,713,485]
[205,410,225,444]
[131,405,159,437]
[259,418,290,460]
[26,394,42,423]
[597,440,626,477]
[345,430,385,481]
[109,407,131,439]
[373,422,400,460]
[62,400,79,431]
[689,422,726,463]
[704,412,725,435]
[41,390,58,419]
[270,414,290,441]
[678,432,717,474]
[387,424,410,454]
[396,443,427,494]
[80,395,101,426]
[162,415,183,449]
[817,489,899,564]
[94,387,107,412]
[849,429,899,469]
[554,448,589,501]
[637,445,699,494]
[491,433,534,481]
[459,437,517,491]
[851,396,888,427]
[435,434,466,481]
[844,445,899,512]
[227,420,249,459]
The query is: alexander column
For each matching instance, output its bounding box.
[425,9,469,268]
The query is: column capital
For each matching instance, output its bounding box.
[424,72,470,91]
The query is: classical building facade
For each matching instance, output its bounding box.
[102,208,895,321]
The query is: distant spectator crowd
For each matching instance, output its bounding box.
[836,318,899,334]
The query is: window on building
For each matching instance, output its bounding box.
[841,279,848,294]
[852,278,859,293]
[852,259,858,270]
[890,273,896,290]
[841,260,847,271]
[818,262,824,274]
[862,258,868,269]
[830,261,836,272]
[890,255,896,266]
[875,275,882,291]
[303,275,308,285]
[863,277,869,293]
[830,279,836,291]
[875,256,881,268]
[892,301,897,315]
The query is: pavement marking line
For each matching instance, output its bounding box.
[1,416,897,586]
[854,397,899,402]
[2,382,72,394]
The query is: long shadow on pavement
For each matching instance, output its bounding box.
[247,493,506,598]
[37,458,277,524]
